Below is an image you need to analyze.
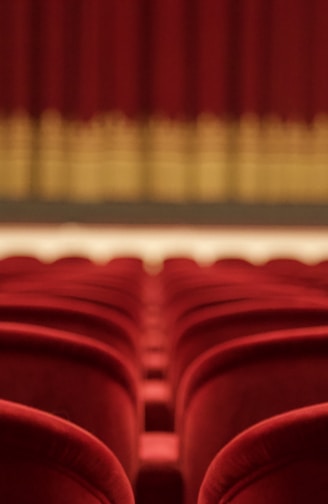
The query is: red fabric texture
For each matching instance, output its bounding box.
[177,327,328,504]
[0,256,145,328]
[172,300,328,386]
[3,256,328,502]
[199,403,328,504]
[4,281,141,324]
[0,256,45,278]
[0,1,327,119]
[0,294,139,362]
[169,283,318,327]
[0,398,134,503]
[0,322,139,480]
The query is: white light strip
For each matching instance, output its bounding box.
[0,225,326,265]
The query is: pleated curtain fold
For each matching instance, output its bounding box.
[0,0,327,202]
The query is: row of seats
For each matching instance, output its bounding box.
[0,256,144,502]
[146,257,328,503]
[1,255,328,502]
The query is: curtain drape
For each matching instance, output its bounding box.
[0,0,327,202]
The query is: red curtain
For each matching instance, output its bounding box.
[0,0,327,122]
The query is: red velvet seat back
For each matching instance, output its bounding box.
[0,255,44,279]
[0,295,139,363]
[214,258,254,269]
[0,399,134,503]
[0,323,140,481]
[49,256,94,268]
[177,327,328,504]
[199,403,328,504]
[172,300,328,386]
[3,281,141,323]
[170,283,317,326]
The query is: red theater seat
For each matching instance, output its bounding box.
[4,280,142,324]
[162,267,306,311]
[0,399,134,503]
[0,323,140,480]
[199,403,328,504]
[261,257,309,276]
[106,256,145,271]
[177,327,328,504]
[169,283,319,327]
[16,267,144,299]
[0,294,139,363]
[4,257,145,298]
[171,299,328,387]
[214,258,254,269]
[0,255,44,279]
[49,256,94,268]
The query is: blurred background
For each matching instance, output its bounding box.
[0,0,327,259]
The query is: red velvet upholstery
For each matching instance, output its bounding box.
[169,283,319,327]
[177,327,328,504]
[4,267,143,301]
[214,258,254,269]
[162,258,199,273]
[0,255,44,278]
[162,258,328,342]
[172,299,328,386]
[163,265,268,298]
[4,281,141,323]
[106,257,145,271]
[0,323,140,480]
[162,260,318,307]
[199,403,328,504]
[2,254,328,503]
[0,399,134,503]
[50,256,94,268]
[0,294,139,363]
[45,284,141,323]
[261,258,309,276]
